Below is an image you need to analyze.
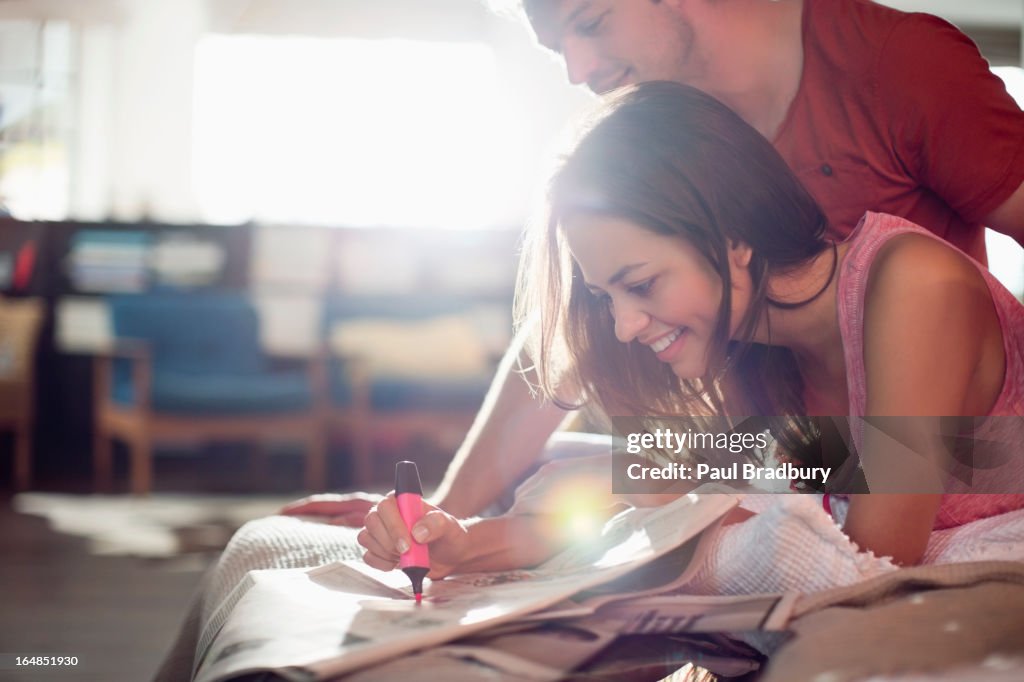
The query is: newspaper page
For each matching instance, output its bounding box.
[193,491,738,682]
[339,592,790,682]
[340,619,622,682]
[518,534,796,633]
[581,593,796,634]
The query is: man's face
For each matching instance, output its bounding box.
[524,0,704,95]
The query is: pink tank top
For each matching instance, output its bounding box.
[836,212,1024,529]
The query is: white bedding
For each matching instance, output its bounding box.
[681,493,1024,596]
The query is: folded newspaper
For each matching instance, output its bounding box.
[194,490,791,682]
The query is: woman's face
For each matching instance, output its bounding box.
[562,211,752,380]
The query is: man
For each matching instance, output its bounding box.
[285,0,1024,525]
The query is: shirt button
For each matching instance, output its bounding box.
[821,164,833,177]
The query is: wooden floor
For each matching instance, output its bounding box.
[0,435,461,682]
[0,491,213,682]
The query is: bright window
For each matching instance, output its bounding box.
[0,21,75,220]
[193,36,529,229]
[987,66,1024,299]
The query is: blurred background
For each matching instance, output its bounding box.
[0,0,595,498]
[0,1,1021,679]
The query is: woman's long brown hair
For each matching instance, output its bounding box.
[515,82,835,464]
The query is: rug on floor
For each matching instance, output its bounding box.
[13,492,298,558]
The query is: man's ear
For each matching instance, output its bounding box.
[728,240,753,270]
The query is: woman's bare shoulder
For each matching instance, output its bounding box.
[867,232,987,301]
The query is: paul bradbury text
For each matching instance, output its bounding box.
[625,461,832,484]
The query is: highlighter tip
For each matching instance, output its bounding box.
[415,593,423,604]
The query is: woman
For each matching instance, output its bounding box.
[359,82,1023,573]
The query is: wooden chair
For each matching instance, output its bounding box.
[332,354,485,487]
[93,293,329,495]
[325,295,499,486]
[0,296,43,490]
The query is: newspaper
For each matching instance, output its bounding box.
[193,491,749,682]
[337,591,787,682]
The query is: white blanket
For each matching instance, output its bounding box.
[681,493,1024,596]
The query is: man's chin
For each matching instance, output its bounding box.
[594,68,636,95]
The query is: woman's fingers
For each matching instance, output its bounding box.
[357,524,398,568]
[359,497,465,576]
[358,509,401,569]
[362,506,396,553]
[412,509,452,544]
[375,495,417,553]
[361,494,417,556]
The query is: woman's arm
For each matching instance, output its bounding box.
[846,233,1004,565]
[358,493,585,578]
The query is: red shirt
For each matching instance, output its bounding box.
[773,0,1024,265]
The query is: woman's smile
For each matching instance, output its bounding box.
[645,326,690,362]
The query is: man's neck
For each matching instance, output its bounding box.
[703,0,806,139]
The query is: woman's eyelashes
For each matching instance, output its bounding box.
[576,11,609,38]
[585,287,614,314]
[588,277,656,312]
[626,277,656,297]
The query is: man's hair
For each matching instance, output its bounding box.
[515,82,832,455]
[481,0,532,21]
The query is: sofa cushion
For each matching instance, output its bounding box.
[329,314,489,380]
[114,370,311,414]
[110,294,264,375]
[330,374,489,412]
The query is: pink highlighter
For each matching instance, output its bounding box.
[395,461,430,603]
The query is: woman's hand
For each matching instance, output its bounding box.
[279,492,383,526]
[358,493,471,579]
